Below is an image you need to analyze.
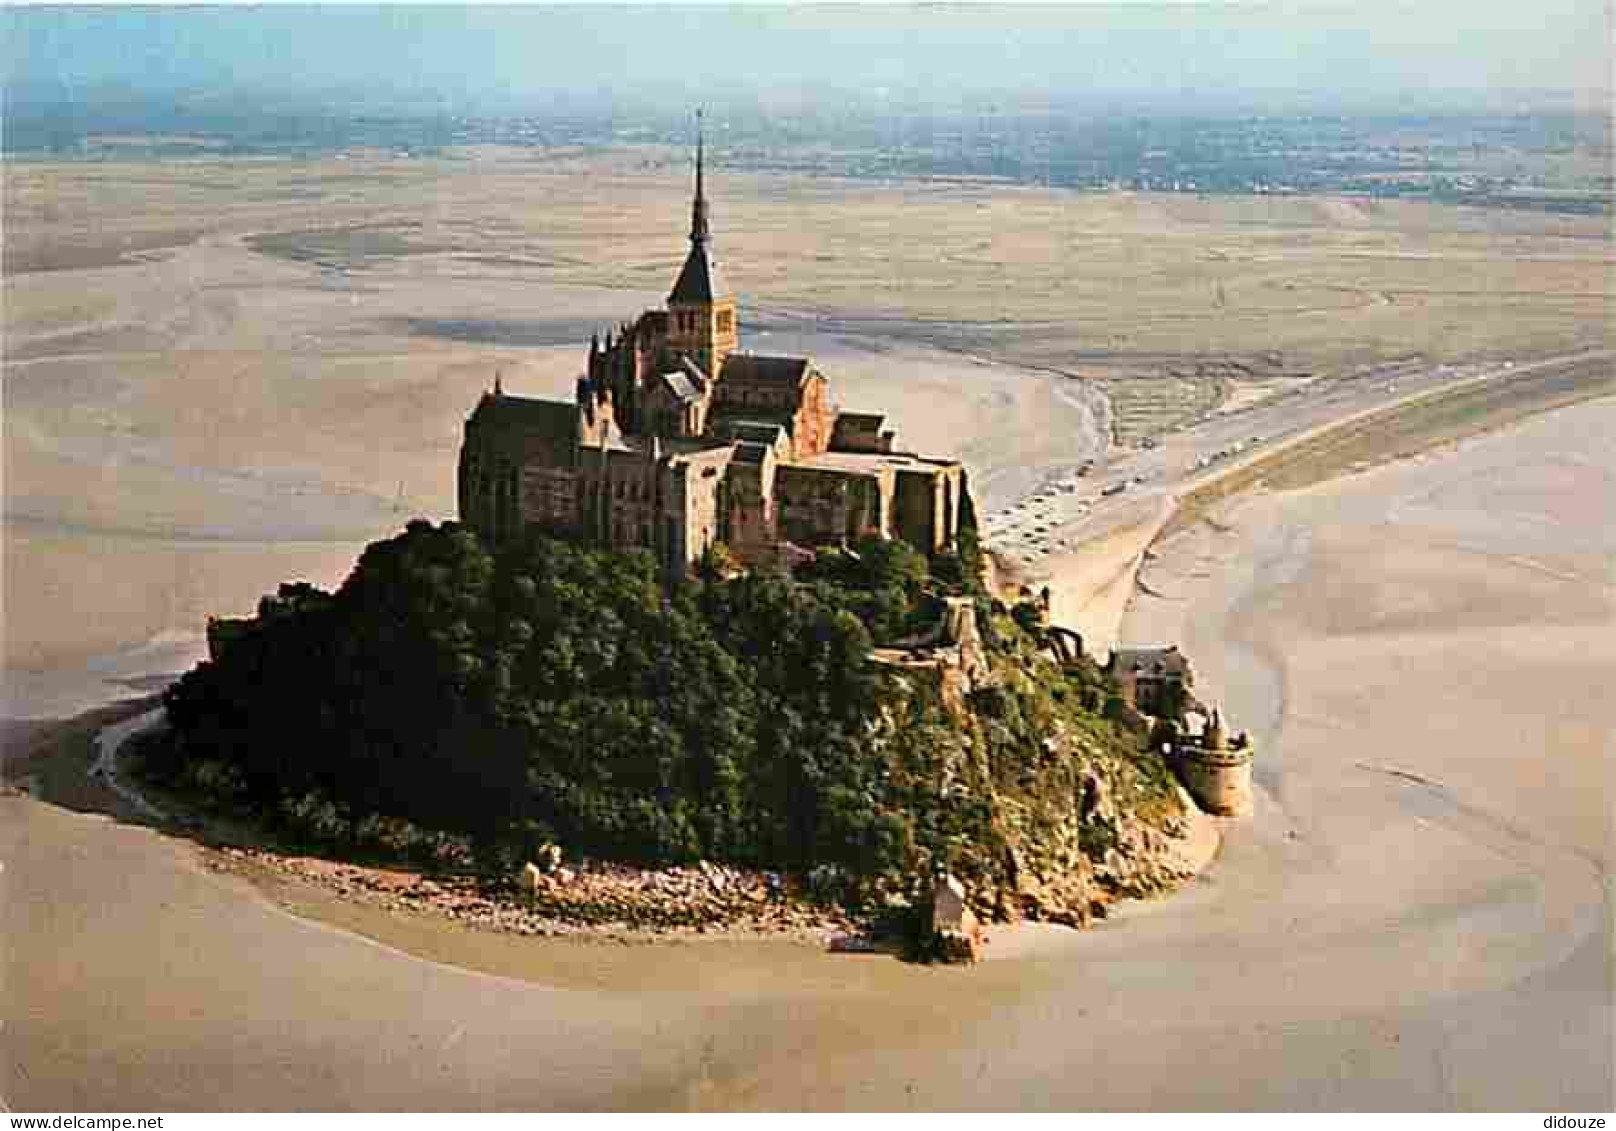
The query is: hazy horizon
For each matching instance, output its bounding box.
[4,3,1610,122]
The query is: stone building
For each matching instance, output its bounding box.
[1108,643,1255,818]
[1107,645,1194,718]
[458,121,968,573]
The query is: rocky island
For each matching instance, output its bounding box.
[141,517,1234,960]
[122,135,1246,962]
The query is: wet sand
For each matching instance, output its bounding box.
[701,397,1615,1108]
[7,398,1610,1110]
[7,151,1609,716]
[1119,398,1614,1108]
[6,152,1612,1108]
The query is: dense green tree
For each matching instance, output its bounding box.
[158,519,1172,903]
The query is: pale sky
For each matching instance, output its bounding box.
[4,3,1609,114]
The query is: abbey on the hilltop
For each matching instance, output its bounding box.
[457,120,970,574]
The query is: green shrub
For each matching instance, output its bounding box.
[162,520,1172,904]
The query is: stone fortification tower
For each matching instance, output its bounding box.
[1172,708,1254,818]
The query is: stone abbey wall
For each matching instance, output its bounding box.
[774,465,886,547]
[894,465,964,554]
[519,463,578,531]
[457,143,969,577]
[721,459,778,565]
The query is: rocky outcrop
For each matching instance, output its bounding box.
[205,846,852,940]
[981,770,1218,931]
[872,597,992,718]
[863,600,1228,942]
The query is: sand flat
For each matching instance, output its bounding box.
[7,400,1611,1110]
[6,154,1610,712]
[5,151,1613,1108]
[3,228,1105,717]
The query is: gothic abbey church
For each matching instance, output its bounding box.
[458,128,971,573]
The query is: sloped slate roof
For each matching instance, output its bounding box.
[661,368,703,404]
[1108,645,1192,678]
[669,242,727,305]
[720,354,811,386]
[469,393,577,441]
[831,412,888,446]
[650,354,709,404]
[679,354,710,386]
[709,406,798,436]
[733,440,773,465]
[715,418,789,445]
[837,411,886,428]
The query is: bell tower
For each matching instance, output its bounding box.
[667,110,738,379]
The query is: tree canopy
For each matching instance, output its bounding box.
[155,521,1174,906]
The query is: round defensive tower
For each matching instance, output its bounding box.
[1173,709,1255,817]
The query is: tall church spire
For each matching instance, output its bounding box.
[690,108,711,246]
[666,107,736,380]
[669,108,726,307]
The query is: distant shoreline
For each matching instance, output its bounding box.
[4,115,1609,221]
